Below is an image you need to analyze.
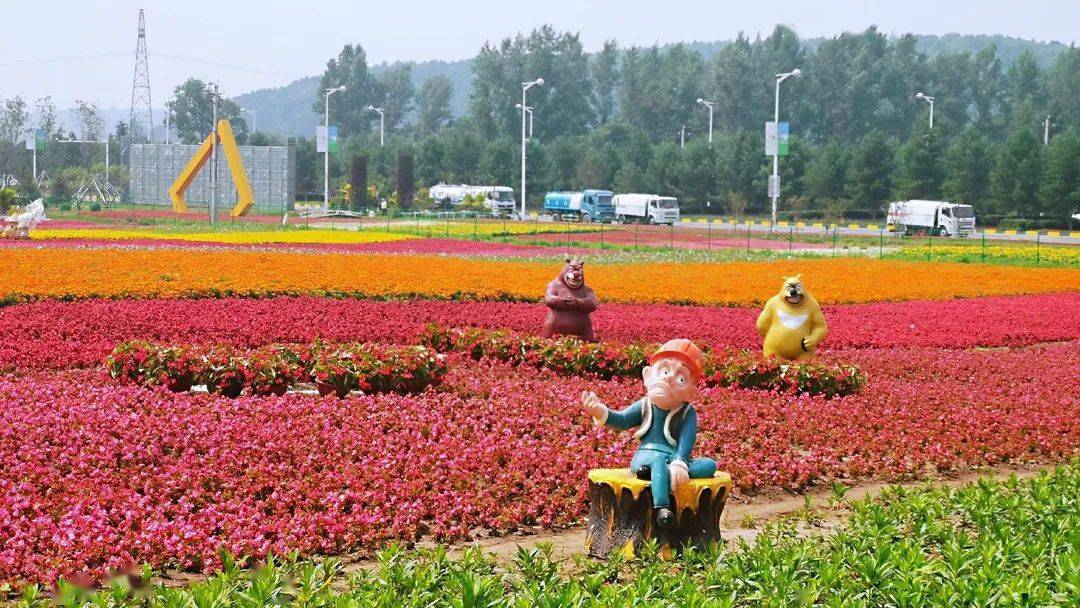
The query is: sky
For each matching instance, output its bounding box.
[1,0,1077,111]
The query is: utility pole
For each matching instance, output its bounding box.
[679,125,687,149]
[210,83,219,225]
[1044,116,1052,146]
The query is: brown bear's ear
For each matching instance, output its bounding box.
[795,273,802,280]
[565,255,572,264]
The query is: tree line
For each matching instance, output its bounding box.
[307,26,1079,227]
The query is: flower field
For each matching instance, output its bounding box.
[1,292,1077,372]
[1,342,1077,584]
[892,243,1080,267]
[2,248,1078,305]
[1,226,1079,589]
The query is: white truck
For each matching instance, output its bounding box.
[428,184,516,217]
[613,193,680,225]
[887,200,976,237]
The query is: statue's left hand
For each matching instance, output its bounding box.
[668,460,689,489]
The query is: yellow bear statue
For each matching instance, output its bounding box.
[755,274,828,362]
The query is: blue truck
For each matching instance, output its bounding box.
[543,189,615,223]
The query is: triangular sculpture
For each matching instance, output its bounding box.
[168,119,254,218]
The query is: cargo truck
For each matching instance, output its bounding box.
[613,193,680,225]
[887,200,976,237]
[429,183,516,217]
[543,189,615,223]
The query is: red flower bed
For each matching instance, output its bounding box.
[2,293,1077,372]
[524,225,829,250]
[0,342,1077,585]
[0,236,591,257]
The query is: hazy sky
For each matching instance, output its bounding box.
[1,0,1077,110]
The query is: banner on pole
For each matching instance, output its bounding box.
[328,125,340,154]
[778,122,790,156]
[316,126,328,152]
[765,121,777,155]
[768,174,781,198]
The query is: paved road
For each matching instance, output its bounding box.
[670,219,1080,245]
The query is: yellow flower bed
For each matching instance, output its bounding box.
[387,217,602,238]
[32,228,415,245]
[2,250,1077,306]
[896,244,1080,267]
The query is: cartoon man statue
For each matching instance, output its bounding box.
[756,274,828,362]
[581,339,717,528]
[542,256,598,341]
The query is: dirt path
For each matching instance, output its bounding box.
[346,463,1046,573]
[151,463,1048,588]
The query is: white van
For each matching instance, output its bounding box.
[887,200,976,237]
[613,194,680,225]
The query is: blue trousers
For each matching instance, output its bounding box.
[630,448,717,508]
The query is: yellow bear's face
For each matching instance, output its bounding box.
[780,274,805,306]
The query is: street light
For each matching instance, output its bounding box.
[515,103,534,138]
[241,107,257,134]
[696,98,714,145]
[520,78,543,219]
[915,92,935,129]
[367,106,385,147]
[770,68,800,225]
[324,85,347,210]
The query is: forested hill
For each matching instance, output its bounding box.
[233,33,1070,137]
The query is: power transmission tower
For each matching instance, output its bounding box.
[129,9,153,144]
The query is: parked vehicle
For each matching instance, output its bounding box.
[613,193,680,225]
[429,184,516,217]
[887,200,976,237]
[543,189,615,223]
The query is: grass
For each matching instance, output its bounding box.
[9,462,1077,607]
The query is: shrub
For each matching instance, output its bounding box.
[705,350,867,398]
[106,340,199,392]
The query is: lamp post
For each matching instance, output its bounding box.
[520,78,543,219]
[515,103,534,138]
[915,92,935,129]
[367,106,385,146]
[771,68,801,225]
[324,85,346,210]
[242,107,257,134]
[696,98,714,145]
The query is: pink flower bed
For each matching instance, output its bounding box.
[1,342,1077,584]
[2,293,1077,372]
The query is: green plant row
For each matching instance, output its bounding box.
[14,463,1077,607]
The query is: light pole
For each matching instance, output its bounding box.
[242,107,257,134]
[696,98,714,145]
[520,78,543,219]
[324,85,346,210]
[515,103,534,138]
[367,106,385,146]
[771,68,801,225]
[915,92,935,129]
[679,125,688,149]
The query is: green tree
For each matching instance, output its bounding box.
[1044,47,1080,137]
[804,140,848,202]
[1037,129,1080,227]
[846,131,895,214]
[942,128,993,206]
[991,122,1043,217]
[312,44,380,137]
[715,130,761,208]
[674,139,718,211]
[895,120,944,199]
[416,75,454,135]
[374,63,415,135]
[589,40,620,126]
[167,78,247,144]
[618,44,704,141]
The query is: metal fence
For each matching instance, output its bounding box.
[129,142,295,212]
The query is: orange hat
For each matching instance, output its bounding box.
[649,339,705,380]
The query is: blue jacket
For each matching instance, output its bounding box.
[601,398,699,463]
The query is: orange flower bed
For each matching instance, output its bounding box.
[1,248,1077,306]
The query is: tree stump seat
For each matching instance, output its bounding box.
[585,468,732,559]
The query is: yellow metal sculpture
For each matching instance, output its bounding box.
[756,274,828,361]
[168,120,254,218]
